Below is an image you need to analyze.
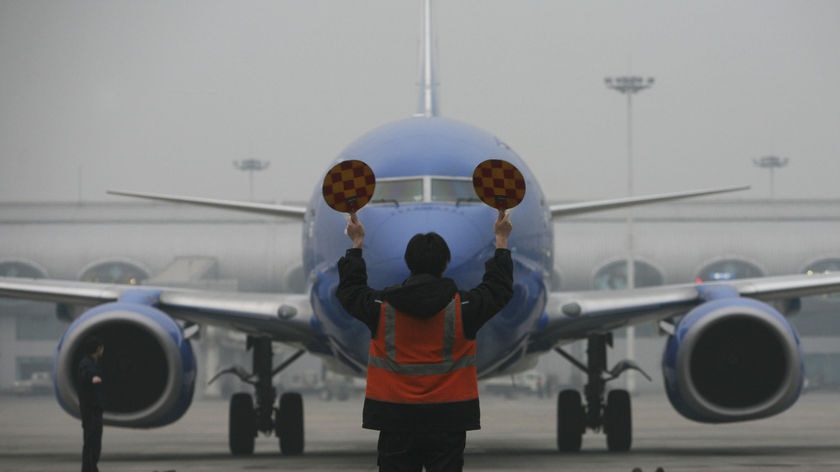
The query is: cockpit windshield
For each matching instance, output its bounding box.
[431,178,476,203]
[371,178,423,204]
[369,176,479,205]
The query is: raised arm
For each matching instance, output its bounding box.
[494,209,512,249]
[346,213,366,249]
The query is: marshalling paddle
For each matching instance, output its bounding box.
[322,158,525,213]
[471,159,526,210]
[321,160,376,214]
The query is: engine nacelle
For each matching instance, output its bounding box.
[54,296,196,428]
[662,287,804,423]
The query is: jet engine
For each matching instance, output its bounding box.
[662,288,804,423]
[54,297,196,428]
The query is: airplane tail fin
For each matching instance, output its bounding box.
[415,0,438,118]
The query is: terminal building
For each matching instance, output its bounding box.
[1,198,838,395]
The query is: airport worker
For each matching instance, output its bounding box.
[337,209,514,472]
[78,335,105,472]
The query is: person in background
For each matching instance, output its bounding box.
[78,335,105,472]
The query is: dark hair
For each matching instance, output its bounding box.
[404,232,451,276]
[82,335,104,355]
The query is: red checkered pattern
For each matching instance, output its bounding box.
[322,160,376,213]
[472,159,526,210]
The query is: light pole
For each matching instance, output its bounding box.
[605,75,654,393]
[752,155,788,199]
[234,159,270,201]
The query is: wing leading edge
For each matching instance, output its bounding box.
[549,185,749,219]
[531,272,840,351]
[107,190,308,219]
[0,276,320,345]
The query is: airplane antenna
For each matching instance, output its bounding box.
[415,0,439,117]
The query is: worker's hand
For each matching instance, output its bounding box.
[92,376,102,384]
[494,209,512,249]
[346,213,365,249]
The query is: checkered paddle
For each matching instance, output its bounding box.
[322,160,376,214]
[472,159,526,210]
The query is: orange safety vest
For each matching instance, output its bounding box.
[366,294,479,404]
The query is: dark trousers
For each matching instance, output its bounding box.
[377,431,466,472]
[81,408,103,472]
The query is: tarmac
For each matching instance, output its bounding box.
[1,391,839,472]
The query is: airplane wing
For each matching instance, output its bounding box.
[0,276,320,346]
[107,190,308,219]
[532,272,840,350]
[549,185,749,218]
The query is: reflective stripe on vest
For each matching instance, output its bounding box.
[366,293,478,404]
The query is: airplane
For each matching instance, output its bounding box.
[3,0,840,456]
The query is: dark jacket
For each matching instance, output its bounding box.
[337,247,514,432]
[78,356,104,412]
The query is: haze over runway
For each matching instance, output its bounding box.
[2,393,840,471]
[1,1,839,204]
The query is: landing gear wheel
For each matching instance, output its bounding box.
[277,392,304,455]
[229,392,256,455]
[556,389,585,452]
[604,389,632,451]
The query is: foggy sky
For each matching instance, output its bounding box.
[1,1,838,204]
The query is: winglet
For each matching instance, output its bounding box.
[415,0,438,117]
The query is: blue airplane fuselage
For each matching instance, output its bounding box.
[303,116,553,377]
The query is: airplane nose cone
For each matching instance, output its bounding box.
[362,205,495,287]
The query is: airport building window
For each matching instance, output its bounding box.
[695,259,763,282]
[804,258,840,302]
[15,304,66,340]
[593,260,663,291]
[594,260,663,337]
[0,261,44,279]
[16,356,52,382]
[804,258,840,275]
[1,261,46,307]
[803,353,840,390]
[0,261,64,341]
[80,261,148,284]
